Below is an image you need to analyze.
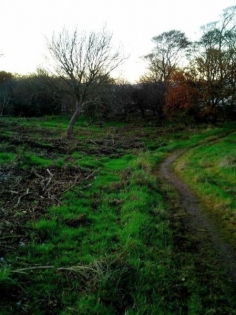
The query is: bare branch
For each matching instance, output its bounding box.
[46,27,126,136]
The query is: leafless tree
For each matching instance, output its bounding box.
[144,30,190,82]
[47,27,125,136]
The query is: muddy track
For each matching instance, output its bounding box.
[159,150,236,285]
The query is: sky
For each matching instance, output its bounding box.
[0,0,235,82]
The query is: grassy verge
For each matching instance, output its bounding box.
[173,130,236,244]
[0,116,236,314]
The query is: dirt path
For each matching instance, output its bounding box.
[159,150,236,285]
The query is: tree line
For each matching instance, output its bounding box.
[0,5,236,134]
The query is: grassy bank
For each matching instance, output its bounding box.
[0,116,236,314]
[173,130,236,245]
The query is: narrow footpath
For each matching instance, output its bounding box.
[159,150,236,285]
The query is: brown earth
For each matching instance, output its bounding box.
[159,150,236,285]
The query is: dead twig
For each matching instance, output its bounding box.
[11,264,98,275]
[1,190,19,194]
[84,171,95,181]
[11,265,55,273]
[0,235,24,240]
[31,168,44,179]
[46,169,53,177]
[43,176,53,191]
[62,172,95,194]
[14,188,31,208]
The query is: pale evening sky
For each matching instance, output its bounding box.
[0,0,235,82]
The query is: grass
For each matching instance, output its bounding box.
[0,116,236,314]
[0,152,15,164]
[173,131,236,242]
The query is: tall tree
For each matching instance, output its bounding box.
[144,30,190,82]
[47,27,125,136]
[191,6,236,109]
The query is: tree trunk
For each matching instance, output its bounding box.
[65,100,83,137]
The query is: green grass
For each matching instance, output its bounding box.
[0,116,236,314]
[0,152,15,164]
[173,131,236,242]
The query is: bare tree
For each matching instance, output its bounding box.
[47,27,125,136]
[144,30,190,82]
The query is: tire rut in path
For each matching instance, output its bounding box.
[159,151,236,285]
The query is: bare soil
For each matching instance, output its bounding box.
[159,151,236,285]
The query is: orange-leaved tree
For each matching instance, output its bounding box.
[164,70,199,119]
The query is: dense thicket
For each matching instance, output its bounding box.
[0,73,166,120]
